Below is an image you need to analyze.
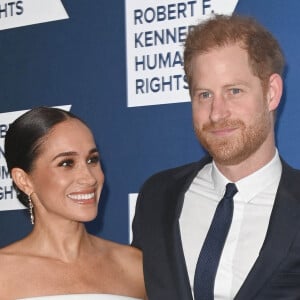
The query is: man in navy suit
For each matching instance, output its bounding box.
[132,14,300,299]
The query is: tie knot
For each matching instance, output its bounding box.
[224,183,238,198]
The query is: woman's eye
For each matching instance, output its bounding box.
[87,156,99,164]
[58,159,74,167]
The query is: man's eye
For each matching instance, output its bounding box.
[230,88,241,95]
[58,159,74,167]
[87,156,99,164]
[200,91,212,99]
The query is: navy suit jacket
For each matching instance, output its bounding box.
[132,156,300,299]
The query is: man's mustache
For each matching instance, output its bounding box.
[202,119,245,131]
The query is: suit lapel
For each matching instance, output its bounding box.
[235,161,300,299]
[166,157,212,299]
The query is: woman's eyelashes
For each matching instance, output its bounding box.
[87,155,100,165]
[57,155,99,168]
[58,158,74,168]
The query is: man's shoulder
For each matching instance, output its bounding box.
[281,157,300,177]
[142,156,212,187]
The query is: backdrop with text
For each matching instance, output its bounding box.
[0,0,299,246]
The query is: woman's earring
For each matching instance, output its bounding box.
[28,194,34,225]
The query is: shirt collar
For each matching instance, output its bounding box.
[211,149,282,202]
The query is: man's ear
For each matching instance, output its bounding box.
[267,73,283,112]
[11,168,33,196]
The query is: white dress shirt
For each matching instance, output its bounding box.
[179,150,282,299]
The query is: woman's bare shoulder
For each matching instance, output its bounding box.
[91,235,143,278]
[0,241,28,292]
[90,236,146,298]
[91,235,142,258]
[0,240,28,266]
[0,240,21,256]
[0,237,30,257]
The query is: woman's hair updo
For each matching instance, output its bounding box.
[4,106,82,207]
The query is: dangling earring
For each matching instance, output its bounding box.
[28,194,34,225]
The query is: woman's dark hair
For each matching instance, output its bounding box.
[4,106,83,207]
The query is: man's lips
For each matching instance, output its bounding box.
[202,119,243,136]
[210,127,238,136]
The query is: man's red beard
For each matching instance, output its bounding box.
[194,111,271,166]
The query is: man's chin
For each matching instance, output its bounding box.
[213,156,243,166]
[210,148,253,166]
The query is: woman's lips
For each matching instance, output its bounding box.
[67,192,96,204]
